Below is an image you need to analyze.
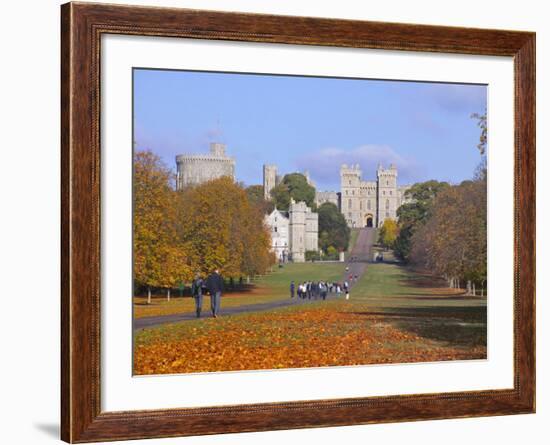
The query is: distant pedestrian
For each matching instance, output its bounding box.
[191,273,204,318]
[344,281,350,300]
[206,269,224,318]
[290,281,295,299]
[320,282,327,300]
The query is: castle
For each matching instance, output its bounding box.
[173,143,410,263]
[338,163,412,228]
[174,145,319,263]
[264,200,319,263]
[264,163,411,229]
[175,143,235,190]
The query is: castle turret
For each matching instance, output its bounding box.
[376,164,399,227]
[175,142,235,190]
[263,165,278,200]
[340,164,362,228]
[288,199,308,262]
[209,142,226,157]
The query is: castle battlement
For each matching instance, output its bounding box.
[176,155,235,163]
[175,142,235,190]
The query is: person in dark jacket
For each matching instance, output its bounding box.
[191,273,204,318]
[290,281,295,298]
[206,269,224,318]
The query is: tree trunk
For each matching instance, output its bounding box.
[147,287,151,305]
[247,275,250,284]
[472,283,476,296]
[167,288,170,302]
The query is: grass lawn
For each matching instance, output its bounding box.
[133,262,345,319]
[134,261,487,375]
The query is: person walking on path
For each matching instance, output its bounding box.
[320,282,327,300]
[344,281,350,300]
[191,273,204,318]
[206,269,224,318]
[290,281,295,299]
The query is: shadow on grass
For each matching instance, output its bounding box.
[349,305,487,348]
[392,293,482,300]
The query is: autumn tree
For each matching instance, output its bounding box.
[471,110,487,155]
[409,180,486,291]
[133,150,191,303]
[270,173,316,210]
[378,218,398,250]
[317,202,350,253]
[177,177,275,279]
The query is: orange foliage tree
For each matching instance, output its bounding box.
[133,151,192,302]
[177,176,275,279]
[134,150,275,301]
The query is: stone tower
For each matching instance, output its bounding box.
[340,164,362,228]
[263,165,278,200]
[288,199,307,262]
[376,163,399,227]
[175,142,235,190]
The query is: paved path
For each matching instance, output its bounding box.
[134,228,376,331]
[344,228,375,288]
[134,292,343,331]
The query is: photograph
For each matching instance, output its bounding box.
[132,68,488,376]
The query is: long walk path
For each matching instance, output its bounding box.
[344,227,375,288]
[134,228,376,331]
[134,292,342,331]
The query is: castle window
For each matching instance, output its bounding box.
[367,200,371,210]
[390,190,393,195]
[383,191,386,195]
[348,212,352,218]
[387,180,389,186]
[360,201,362,210]
[386,199,390,209]
[349,180,351,185]
[274,227,278,233]
[348,199,352,208]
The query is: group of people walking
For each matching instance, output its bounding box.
[189,267,357,320]
[190,269,224,318]
[290,280,350,301]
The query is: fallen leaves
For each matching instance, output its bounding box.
[134,302,486,375]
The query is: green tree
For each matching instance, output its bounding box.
[317,202,350,253]
[245,184,274,214]
[270,173,316,210]
[394,180,450,261]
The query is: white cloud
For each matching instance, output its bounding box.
[295,144,419,188]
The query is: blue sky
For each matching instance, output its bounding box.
[133,68,486,191]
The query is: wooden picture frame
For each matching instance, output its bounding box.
[61,2,535,442]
